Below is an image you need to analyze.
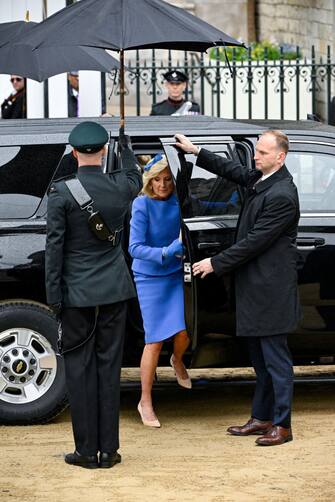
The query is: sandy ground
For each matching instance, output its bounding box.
[1,367,335,502]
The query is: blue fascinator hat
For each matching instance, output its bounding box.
[143,153,164,172]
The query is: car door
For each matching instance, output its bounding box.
[161,136,254,367]
[286,140,335,363]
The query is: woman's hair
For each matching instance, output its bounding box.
[137,154,152,171]
[142,155,170,198]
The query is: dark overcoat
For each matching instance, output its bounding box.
[196,149,301,337]
[45,149,142,308]
[1,89,26,119]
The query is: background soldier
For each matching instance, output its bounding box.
[45,121,142,469]
[67,71,79,117]
[150,70,200,116]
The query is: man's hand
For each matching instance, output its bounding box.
[175,134,199,155]
[192,258,214,279]
[118,129,133,152]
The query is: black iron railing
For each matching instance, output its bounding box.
[104,46,335,123]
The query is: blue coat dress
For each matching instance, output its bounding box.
[129,193,186,343]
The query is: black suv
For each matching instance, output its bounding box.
[0,116,334,425]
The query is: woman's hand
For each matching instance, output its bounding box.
[175,134,199,155]
[192,258,214,278]
[162,238,184,260]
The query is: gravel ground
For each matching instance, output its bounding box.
[0,367,334,502]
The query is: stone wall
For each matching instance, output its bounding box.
[171,0,253,43]
[256,0,334,58]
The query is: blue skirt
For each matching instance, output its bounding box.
[134,270,186,344]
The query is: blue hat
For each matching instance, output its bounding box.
[69,121,109,153]
[143,154,164,172]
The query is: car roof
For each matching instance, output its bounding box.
[240,119,335,134]
[0,116,334,146]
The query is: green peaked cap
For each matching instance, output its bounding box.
[69,121,109,153]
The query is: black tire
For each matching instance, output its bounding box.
[0,301,68,425]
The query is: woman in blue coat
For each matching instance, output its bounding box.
[129,154,191,428]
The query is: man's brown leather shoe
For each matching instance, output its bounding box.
[227,418,272,436]
[255,426,293,446]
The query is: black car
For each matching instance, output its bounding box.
[0,116,334,424]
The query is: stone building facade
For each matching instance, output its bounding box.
[171,0,255,43]
[173,0,335,57]
[255,0,334,58]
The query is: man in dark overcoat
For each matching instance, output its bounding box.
[45,121,142,468]
[175,130,301,446]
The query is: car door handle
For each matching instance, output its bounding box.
[197,242,222,250]
[296,237,325,250]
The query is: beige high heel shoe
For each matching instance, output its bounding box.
[137,402,161,428]
[170,355,192,389]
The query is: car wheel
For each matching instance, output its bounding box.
[0,301,68,424]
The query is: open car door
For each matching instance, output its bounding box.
[160,136,253,367]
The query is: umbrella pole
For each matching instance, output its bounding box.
[119,49,125,132]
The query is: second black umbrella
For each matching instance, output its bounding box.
[0,21,120,81]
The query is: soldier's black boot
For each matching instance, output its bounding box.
[64,451,99,469]
[99,451,122,468]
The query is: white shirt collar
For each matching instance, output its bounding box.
[260,169,278,181]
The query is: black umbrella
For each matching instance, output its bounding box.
[20,0,245,126]
[0,21,120,81]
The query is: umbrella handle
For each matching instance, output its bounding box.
[120,49,125,129]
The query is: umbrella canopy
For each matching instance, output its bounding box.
[0,20,34,46]
[21,0,244,52]
[19,0,245,126]
[0,21,120,81]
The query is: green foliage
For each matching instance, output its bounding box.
[210,41,301,62]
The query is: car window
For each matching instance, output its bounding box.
[0,144,65,219]
[175,150,241,218]
[53,145,78,180]
[286,151,335,212]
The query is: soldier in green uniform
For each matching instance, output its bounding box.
[150,70,200,116]
[45,121,142,469]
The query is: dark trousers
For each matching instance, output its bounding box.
[62,302,126,456]
[247,334,293,428]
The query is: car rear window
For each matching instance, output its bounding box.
[0,144,65,219]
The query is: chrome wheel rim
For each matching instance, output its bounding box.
[0,328,57,404]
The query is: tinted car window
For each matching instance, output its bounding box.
[0,144,65,219]
[53,146,78,180]
[286,151,335,212]
[177,151,241,218]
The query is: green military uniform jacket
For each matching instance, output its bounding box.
[45,149,142,308]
